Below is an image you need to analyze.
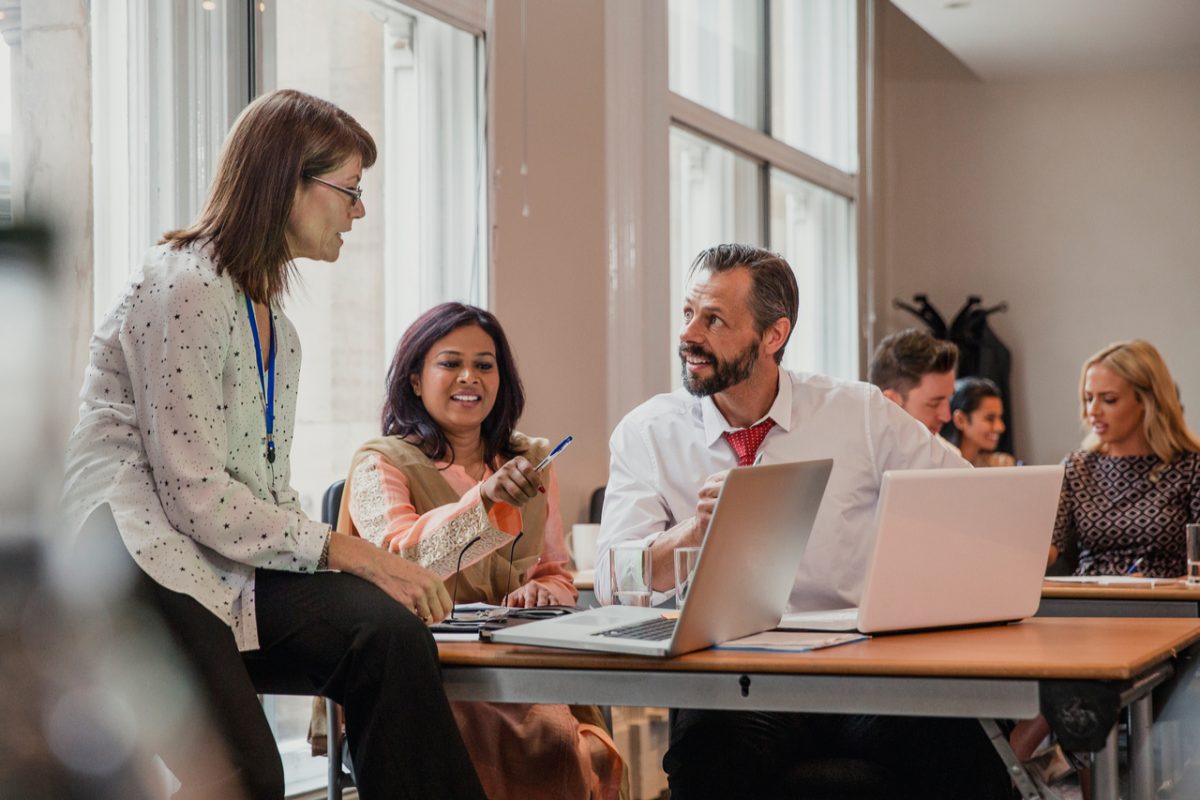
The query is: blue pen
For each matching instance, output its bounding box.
[1125,557,1145,576]
[534,435,573,472]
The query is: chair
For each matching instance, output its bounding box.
[320,480,354,800]
[588,486,605,524]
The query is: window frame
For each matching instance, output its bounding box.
[666,0,873,379]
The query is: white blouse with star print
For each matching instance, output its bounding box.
[61,241,329,651]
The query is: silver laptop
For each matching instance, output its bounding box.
[490,459,833,657]
[781,465,1064,634]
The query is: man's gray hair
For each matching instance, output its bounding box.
[687,244,798,365]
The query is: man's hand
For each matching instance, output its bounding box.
[694,470,730,539]
[481,456,544,510]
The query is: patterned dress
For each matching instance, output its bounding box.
[1051,450,1200,577]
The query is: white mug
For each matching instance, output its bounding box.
[566,523,601,572]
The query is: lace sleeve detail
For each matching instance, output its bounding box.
[401,504,512,578]
[349,458,390,547]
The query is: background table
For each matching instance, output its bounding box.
[1039,579,1200,618]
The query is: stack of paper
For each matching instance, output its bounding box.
[1045,576,1180,587]
[715,631,867,652]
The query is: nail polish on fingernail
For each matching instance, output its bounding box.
[538,486,546,494]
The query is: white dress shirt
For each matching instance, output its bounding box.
[597,369,969,609]
[61,242,329,651]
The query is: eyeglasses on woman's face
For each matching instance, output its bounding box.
[304,174,364,205]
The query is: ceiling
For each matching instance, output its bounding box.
[889,0,1200,81]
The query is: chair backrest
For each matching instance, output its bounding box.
[323,480,346,529]
[588,486,605,524]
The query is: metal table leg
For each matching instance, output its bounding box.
[1091,725,1120,800]
[1128,695,1155,800]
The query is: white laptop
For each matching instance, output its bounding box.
[489,459,834,657]
[781,465,1064,634]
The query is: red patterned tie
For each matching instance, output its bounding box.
[723,419,776,466]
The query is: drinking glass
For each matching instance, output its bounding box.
[610,542,653,606]
[1187,524,1200,585]
[674,546,701,608]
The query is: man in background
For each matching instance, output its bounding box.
[868,328,958,434]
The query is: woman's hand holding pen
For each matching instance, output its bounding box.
[481,456,544,511]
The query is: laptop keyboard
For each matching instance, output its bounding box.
[592,616,678,641]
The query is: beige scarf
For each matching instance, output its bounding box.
[338,433,551,604]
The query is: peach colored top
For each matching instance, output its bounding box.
[349,454,576,605]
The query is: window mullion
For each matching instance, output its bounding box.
[760,0,771,137]
[669,92,856,200]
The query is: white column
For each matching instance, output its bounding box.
[604,0,671,430]
[16,0,93,410]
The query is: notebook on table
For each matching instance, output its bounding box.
[489,459,834,657]
[780,465,1064,634]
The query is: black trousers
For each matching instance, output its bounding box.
[142,566,487,800]
[664,708,1011,800]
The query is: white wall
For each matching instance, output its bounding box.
[878,2,1200,465]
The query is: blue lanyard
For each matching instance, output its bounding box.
[244,294,277,464]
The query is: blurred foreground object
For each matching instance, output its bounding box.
[0,225,241,799]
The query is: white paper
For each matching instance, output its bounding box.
[714,631,868,652]
[1044,575,1181,587]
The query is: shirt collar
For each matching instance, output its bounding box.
[699,369,793,446]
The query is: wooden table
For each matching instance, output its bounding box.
[1039,579,1200,618]
[439,617,1200,800]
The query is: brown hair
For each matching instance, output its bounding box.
[868,328,958,398]
[1079,339,1200,464]
[381,304,526,466]
[161,89,377,304]
[687,244,799,364]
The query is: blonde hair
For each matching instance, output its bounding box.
[1079,340,1200,465]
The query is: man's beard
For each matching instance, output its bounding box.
[680,338,761,397]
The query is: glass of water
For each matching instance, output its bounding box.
[610,541,653,606]
[1187,524,1200,585]
[674,547,701,608]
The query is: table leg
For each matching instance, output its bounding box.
[1090,725,1120,800]
[979,718,1043,800]
[1128,695,1154,800]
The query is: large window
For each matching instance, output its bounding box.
[668,0,859,382]
[91,0,251,321]
[0,30,11,225]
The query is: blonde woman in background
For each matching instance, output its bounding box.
[1048,339,1200,577]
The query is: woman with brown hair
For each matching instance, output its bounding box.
[942,377,1016,467]
[1049,339,1200,576]
[61,90,486,799]
[337,302,623,800]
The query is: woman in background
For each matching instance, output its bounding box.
[1049,339,1200,577]
[337,302,623,800]
[942,377,1016,467]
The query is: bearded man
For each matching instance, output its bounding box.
[595,244,1008,799]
